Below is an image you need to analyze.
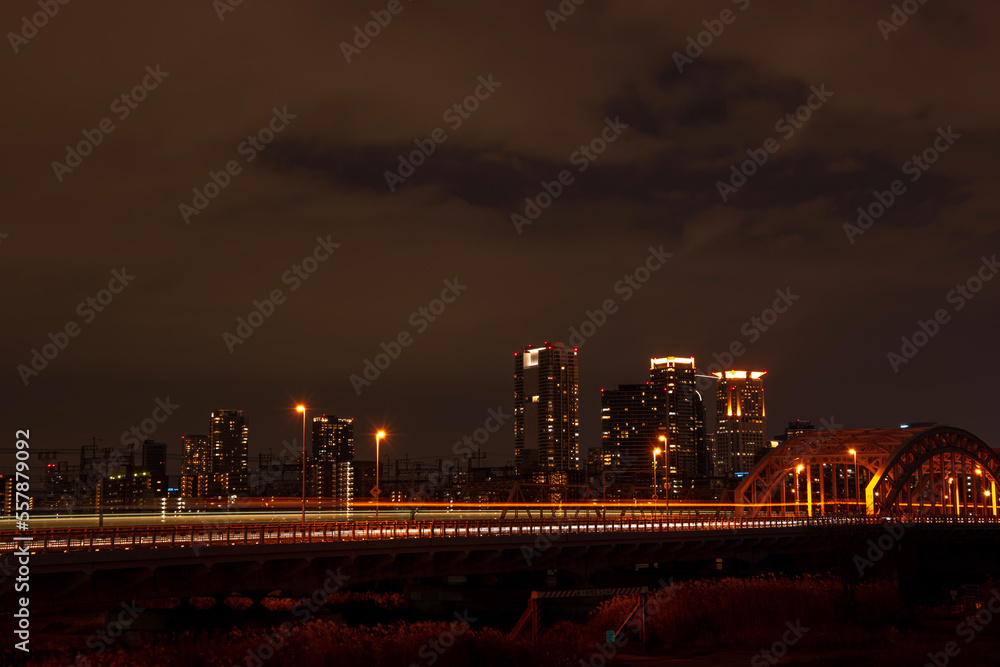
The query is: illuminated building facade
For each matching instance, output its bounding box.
[181,434,212,497]
[312,415,355,503]
[601,383,661,480]
[649,357,707,479]
[714,370,767,476]
[514,342,580,474]
[211,410,249,495]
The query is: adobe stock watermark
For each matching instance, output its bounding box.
[179,106,296,224]
[544,0,588,31]
[7,0,73,55]
[762,417,845,476]
[886,254,998,373]
[407,611,477,667]
[843,126,960,244]
[717,84,833,202]
[51,65,170,183]
[119,397,180,449]
[522,530,567,566]
[567,245,672,349]
[750,620,810,666]
[222,235,339,352]
[384,74,502,192]
[511,116,628,234]
[238,567,351,666]
[696,287,800,386]
[672,0,752,73]
[214,0,247,21]
[853,521,907,578]
[522,472,618,566]
[64,600,145,666]
[340,0,416,64]
[350,278,467,395]
[191,438,301,557]
[878,0,930,41]
[412,406,510,500]
[17,268,135,386]
[922,587,1000,667]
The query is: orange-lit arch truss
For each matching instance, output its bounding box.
[735,426,1000,518]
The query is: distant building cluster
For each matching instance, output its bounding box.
[10,340,835,514]
[514,343,774,502]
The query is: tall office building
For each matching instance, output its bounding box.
[211,410,249,495]
[714,371,767,476]
[181,434,212,497]
[514,342,580,474]
[649,357,707,479]
[600,383,662,478]
[312,415,354,502]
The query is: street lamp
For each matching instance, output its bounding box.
[652,447,662,501]
[658,435,668,515]
[296,405,306,524]
[796,464,805,517]
[375,430,386,520]
[976,468,983,516]
[849,449,859,516]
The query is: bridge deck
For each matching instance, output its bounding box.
[3,515,997,555]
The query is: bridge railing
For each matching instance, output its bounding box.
[1,514,996,555]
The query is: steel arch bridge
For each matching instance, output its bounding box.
[735,426,1000,518]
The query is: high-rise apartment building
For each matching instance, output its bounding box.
[714,371,767,476]
[312,415,354,503]
[649,357,707,479]
[514,342,580,474]
[211,410,249,495]
[600,383,662,478]
[181,434,212,497]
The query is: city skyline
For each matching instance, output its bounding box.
[2,345,944,484]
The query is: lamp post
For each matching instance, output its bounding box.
[795,464,804,517]
[652,447,661,501]
[976,468,982,516]
[375,430,386,520]
[658,435,668,517]
[296,405,306,524]
[849,449,859,516]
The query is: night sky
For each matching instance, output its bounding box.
[3,1,998,474]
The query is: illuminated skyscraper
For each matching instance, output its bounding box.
[181,434,212,497]
[714,371,767,476]
[312,415,354,502]
[649,357,707,479]
[211,410,249,495]
[601,383,661,478]
[514,342,580,474]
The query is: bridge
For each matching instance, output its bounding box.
[3,425,1000,612]
[4,513,1000,610]
[735,425,1000,517]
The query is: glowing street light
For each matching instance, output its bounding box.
[795,464,805,516]
[375,430,386,519]
[658,435,669,516]
[949,476,959,515]
[849,449,860,515]
[652,446,662,501]
[296,405,306,524]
